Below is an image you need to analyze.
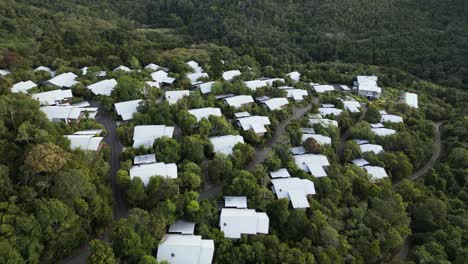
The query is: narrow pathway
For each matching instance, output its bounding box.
[61,103,126,264]
[336,104,367,162]
[199,99,316,200]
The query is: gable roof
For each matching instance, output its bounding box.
[359,143,384,154]
[157,234,214,264]
[285,89,308,101]
[187,72,209,85]
[302,134,332,145]
[371,127,396,137]
[269,168,291,179]
[188,107,222,122]
[381,114,403,123]
[210,135,244,155]
[41,105,98,121]
[351,158,370,167]
[293,154,330,177]
[152,70,176,84]
[224,196,248,209]
[225,95,254,108]
[11,80,37,93]
[286,71,300,81]
[271,177,316,208]
[129,162,178,185]
[134,154,157,165]
[0,69,11,76]
[113,65,131,72]
[65,134,103,151]
[114,99,143,121]
[403,92,418,108]
[237,116,271,134]
[263,98,289,111]
[87,79,117,96]
[32,89,73,106]
[219,208,269,239]
[46,72,78,88]
[169,220,196,235]
[133,125,175,148]
[343,100,361,113]
[309,118,338,128]
[34,66,55,76]
[145,63,162,71]
[313,85,335,93]
[319,107,343,116]
[244,80,267,90]
[223,70,241,81]
[357,75,381,93]
[363,165,388,179]
[198,81,215,94]
[165,90,190,105]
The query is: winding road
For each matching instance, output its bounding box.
[60,103,126,264]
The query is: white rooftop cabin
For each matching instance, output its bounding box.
[87,79,117,96]
[134,154,157,165]
[364,166,388,180]
[0,69,11,76]
[152,70,176,84]
[223,70,241,81]
[293,154,330,177]
[401,92,418,108]
[113,65,131,72]
[372,127,396,137]
[165,90,190,105]
[224,196,248,209]
[381,114,403,123]
[34,66,55,76]
[319,107,343,116]
[198,82,215,94]
[188,108,222,122]
[11,80,37,93]
[133,125,175,148]
[187,61,204,73]
[41,105,98,123]
[244,80,267,91]
[359,143,384,154]
[114,99,142,121]
[210,135,244,155]
[129,162,178,186]
[220,198,269,239]
[313,85,335,93]
[285,89,308,102]
[65,130,103,151]
[187,72,209,85]
[157,221,214,264]
[287,71,301,81]
[271,176,316,209]
[224,95,254,108]
[270,168,291,179]
[356,76,382,99]
[309,116,339,128]
[262,98,289,111]
[45,72,78,88]
[263,78,284,85]
[352,158,370,167]
[302,134,332,145]
[32,89,73,106]
[145,63,161,72]
[237,116,271,135]
[146,81,160,88]
[343,100,361,113]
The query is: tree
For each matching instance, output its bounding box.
[113,76,144,101]
[303,137,321,154]
[364,105,381,123]
[154,137,181,163]
[182,135,205,163]
[208,154,233,183]
[126,178,147,206]
[231,143,255,169]
[176,110,197,135]
[87,240,116,264]
[24,143,68,174]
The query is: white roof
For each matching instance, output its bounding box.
[134,154,157,165]
[286,89,308,101]
[321,104,335,108]
[11,80,37,93]
[165,90,190,105]
[271,177,315,208]
[403,92,418,108]
[146,81,160,88]
[381,114,403,123]
[187,61,203,73]
[198,82,215,94]
[0,69,11,76]
[223,70,241,81]
[371,128,396,136]
[225,95,254,108]
[188,108,222,122]
[319,107,342,116]
[352,158,370,167]
[313,85,335,93]
[287,71,300,81]
[210,135,244,155]
[293,154,330,177]
[46,72,78,88]
[32,89,73,106]
[73,129,102,135]
[370,123,384,128]
[130,162,178,186]
[364,166,388,179]
[290,146,307,155]
[81,67,88,75]
[187,72,209,85]
[263,78,284,85]
[234,112,250,118]
[157,234,214,264]
[343,101,361,113]
[340,85,351,91]
[357,75,381,93]
[302,134,332,145]
[354,139,369,145]
[269,168,291,178]
[379,110,388,115]
[360,143,384,154]
[65,134,103,151]
[169,221,196,235]
[152,70,176,84]
[133,125,175,148]
[41,105,97,121]
[34,66,54,76]
[87,79,117,96]
[237,116,271,134]
[97,71,107,77]
[113,65,131,72]
[145,63,162,71]
[263,98,289,111]
[224,196,248,209]
[219,208,269,239]
[244,80,267,90]
[309,118,338,128]
[114,99,143,121]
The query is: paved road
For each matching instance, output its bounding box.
[392,121,445,261]
[199,99,317,200]
[60,104,126,264]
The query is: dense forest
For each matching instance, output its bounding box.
[0,1,467,264]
